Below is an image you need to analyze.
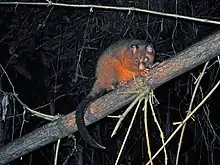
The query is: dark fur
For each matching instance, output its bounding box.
[75,91,105,149]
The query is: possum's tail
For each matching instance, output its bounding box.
[75,87,106,149]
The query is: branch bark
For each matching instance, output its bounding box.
[0,30,220,164]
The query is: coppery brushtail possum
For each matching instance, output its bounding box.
[75,39,156,149]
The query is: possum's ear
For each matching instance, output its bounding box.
[130,44,137,55]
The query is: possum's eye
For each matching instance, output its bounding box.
[135,58,139,64]
[144,57,149,62]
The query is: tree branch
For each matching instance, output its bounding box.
[0,30,220,164]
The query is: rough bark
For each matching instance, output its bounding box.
[0,30,220,164]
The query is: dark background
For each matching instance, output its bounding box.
[0,0,220,164]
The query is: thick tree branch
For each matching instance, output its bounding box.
[0,30,220,164]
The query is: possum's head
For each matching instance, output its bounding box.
[124,40,155,72]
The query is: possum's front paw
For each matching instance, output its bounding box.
[140,68,150,76]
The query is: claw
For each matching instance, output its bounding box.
[119,81,128,86]
[140,68,150,76]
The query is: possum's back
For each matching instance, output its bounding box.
[99,39,132,59]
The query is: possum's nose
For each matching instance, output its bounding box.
[139,63,145,70]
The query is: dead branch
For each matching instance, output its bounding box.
[0,30,220,164]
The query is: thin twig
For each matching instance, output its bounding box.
[54,139,61,165]
[0,2,220,25]
[144,97,153,165]
[0,64,58,121]
[13,94,59,121]
[111,90,148,137]
[175,61,209,165]
[149,92,167,165]
[146,80,220,165]
[114,97,144,165]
